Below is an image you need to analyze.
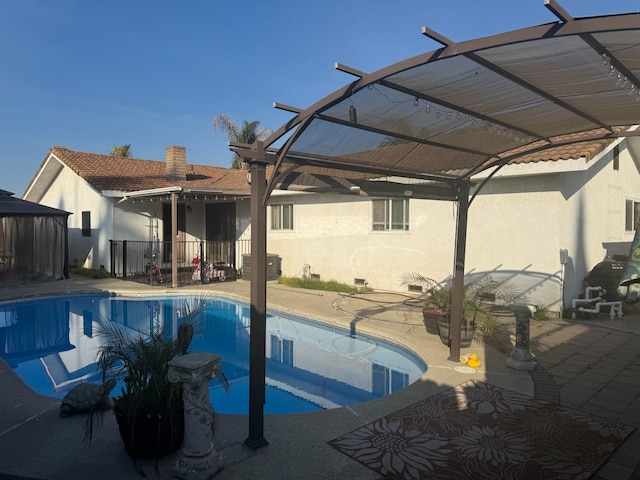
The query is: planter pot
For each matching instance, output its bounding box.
[422,310,442,335]
[114,403,184,459]
[437,317,476,348]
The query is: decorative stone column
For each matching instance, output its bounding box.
[168,352,224,480]
[506,304,537,371]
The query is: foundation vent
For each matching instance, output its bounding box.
[354,278,368,286]
[407,284,423,293]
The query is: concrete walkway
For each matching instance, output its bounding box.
[0,276,638,479]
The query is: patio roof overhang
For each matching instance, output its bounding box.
[103,186,249,201]
[233,1,640,449]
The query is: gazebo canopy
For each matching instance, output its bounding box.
[0,190,70,282]
[0,190,71,217]
[233,2,640,201]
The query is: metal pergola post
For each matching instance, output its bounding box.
[449,181,470,362]
[171,191,178,288]
[245,143,269,450]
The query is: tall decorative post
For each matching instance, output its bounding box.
[168,352,224,480]
[506,304,537,371]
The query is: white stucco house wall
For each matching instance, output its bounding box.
[265,134,640,314]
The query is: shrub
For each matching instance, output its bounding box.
[277,276,362,294]
[70,266,111,279]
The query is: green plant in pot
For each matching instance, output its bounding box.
[94,295,228,460]
[400,274,449,335]
[402,273,524,347]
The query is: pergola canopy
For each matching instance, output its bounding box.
[233,3,640,201]
[236,2,640,449]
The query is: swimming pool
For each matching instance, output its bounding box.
[0,294,427,414]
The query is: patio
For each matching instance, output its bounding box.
[0,276,639,479]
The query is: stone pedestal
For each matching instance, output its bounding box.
[168,352,224,480]
[506,304,537,371]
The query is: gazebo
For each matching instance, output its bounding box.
[231,1,640,447]
[0,190,70,281]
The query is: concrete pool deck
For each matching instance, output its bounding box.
[0,275,639,479]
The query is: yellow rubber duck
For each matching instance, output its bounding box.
[466,353,481,369]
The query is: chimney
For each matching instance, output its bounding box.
[165,145,187,181]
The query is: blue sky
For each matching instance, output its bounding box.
[1,0,638,197]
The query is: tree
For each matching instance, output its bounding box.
[110,144,133,158]
[212,114,272,169]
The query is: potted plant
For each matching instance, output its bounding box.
[402,273,523,347]
[93,295,229,460]
[401,273,455,335]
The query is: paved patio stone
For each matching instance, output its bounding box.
[0,277,639,479]
[611,440,640,469]
[609,381,640,395]
[586,395,631,413]
[578,402,623,420]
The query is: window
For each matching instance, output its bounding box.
[626,199,640,231]
[82,310,93,338]
[372,198,409,231]
[271,204,293,230]
[270,335,294,366]
[372,364,409,395]
[81,211,91,237]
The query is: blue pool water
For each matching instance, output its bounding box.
[0,295,426,414]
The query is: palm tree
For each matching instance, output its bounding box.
[110,144,133,158]
[212,114,272,169]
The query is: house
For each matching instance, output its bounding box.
[23,146,254,283]
[24,134,640,313]
[264,132,640,314]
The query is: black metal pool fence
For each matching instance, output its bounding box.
[109,239,251,287]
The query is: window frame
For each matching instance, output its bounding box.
[81,211,91,237]
[271,203,294,231]
[372,198,410,232]
[626,198,640,231]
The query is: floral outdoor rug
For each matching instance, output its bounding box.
[328,380,635,480]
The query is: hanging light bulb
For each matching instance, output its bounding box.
[413,97,420,107]
[349,105,358,124]
[425,104,431,114]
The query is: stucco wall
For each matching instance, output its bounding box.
[266,193,456,290]
[266,140,640,314]
[36,164,113,270]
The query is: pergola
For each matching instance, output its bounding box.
[231,1,640,448]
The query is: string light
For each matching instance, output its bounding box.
[349,105,358,124]
[364,83,533,143]
[602,52,640,101]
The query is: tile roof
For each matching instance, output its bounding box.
[501,128,620,164]
[48,147,251,194]
[39,133,617,199]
